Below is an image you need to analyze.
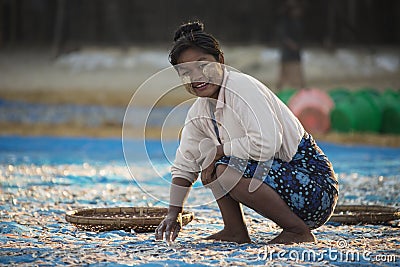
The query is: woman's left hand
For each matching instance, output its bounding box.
[201,145,224,186]
[215,144,224,160]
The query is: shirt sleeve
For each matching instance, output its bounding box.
[222,78,283,161]
[170,109,205,184]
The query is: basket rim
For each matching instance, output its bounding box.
[330,204,400,224]
[333,204,400,213]
[65,206,194,227]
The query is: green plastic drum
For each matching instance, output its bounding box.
[330,91,382,133]
[330,100,356,132]
[354,87,384,113]
[381,89,400,134]
[328,87,351,103]
[382,88,399,100]
[276,88,296,104]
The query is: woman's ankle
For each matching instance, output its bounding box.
[268,230,315,244]
[222,226,249,236]
[205,227,251,243]
[284,223,311,235]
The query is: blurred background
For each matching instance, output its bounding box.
[1,0,399,47]
[0,0,399,144]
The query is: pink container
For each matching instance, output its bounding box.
[288,88,335,134]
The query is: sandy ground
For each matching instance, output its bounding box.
[0,46,399,146]
[1,154,399,266]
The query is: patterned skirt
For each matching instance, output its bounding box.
[215,132,339,229]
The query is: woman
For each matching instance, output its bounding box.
[155,21,338,244]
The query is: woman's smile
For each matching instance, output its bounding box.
[192,81,209,91]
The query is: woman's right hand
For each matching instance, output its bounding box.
[155,212,182,242]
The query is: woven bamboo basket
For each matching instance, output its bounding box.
[65,207,194,232]
[329,205,400,225]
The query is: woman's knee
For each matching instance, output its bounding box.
[215,164,243,192]
[215,164,227,177]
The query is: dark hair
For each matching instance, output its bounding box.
[169,21,223,65]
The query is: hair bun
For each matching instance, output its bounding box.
[173,21,204,41]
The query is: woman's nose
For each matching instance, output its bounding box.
[190,68,205,82]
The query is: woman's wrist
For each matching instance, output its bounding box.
[168,205,183,218]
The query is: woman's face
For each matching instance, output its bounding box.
[176,48,224,99]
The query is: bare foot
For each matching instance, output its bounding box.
[268,230,316,244]
[205,228,251,244]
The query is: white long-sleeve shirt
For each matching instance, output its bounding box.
[171,69,305,184]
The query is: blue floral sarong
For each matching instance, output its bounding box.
[215,132,339,229]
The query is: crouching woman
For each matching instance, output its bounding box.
[155,22,338,244]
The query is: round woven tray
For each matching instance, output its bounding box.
[65,207,194,232]
[329,205,400,225]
